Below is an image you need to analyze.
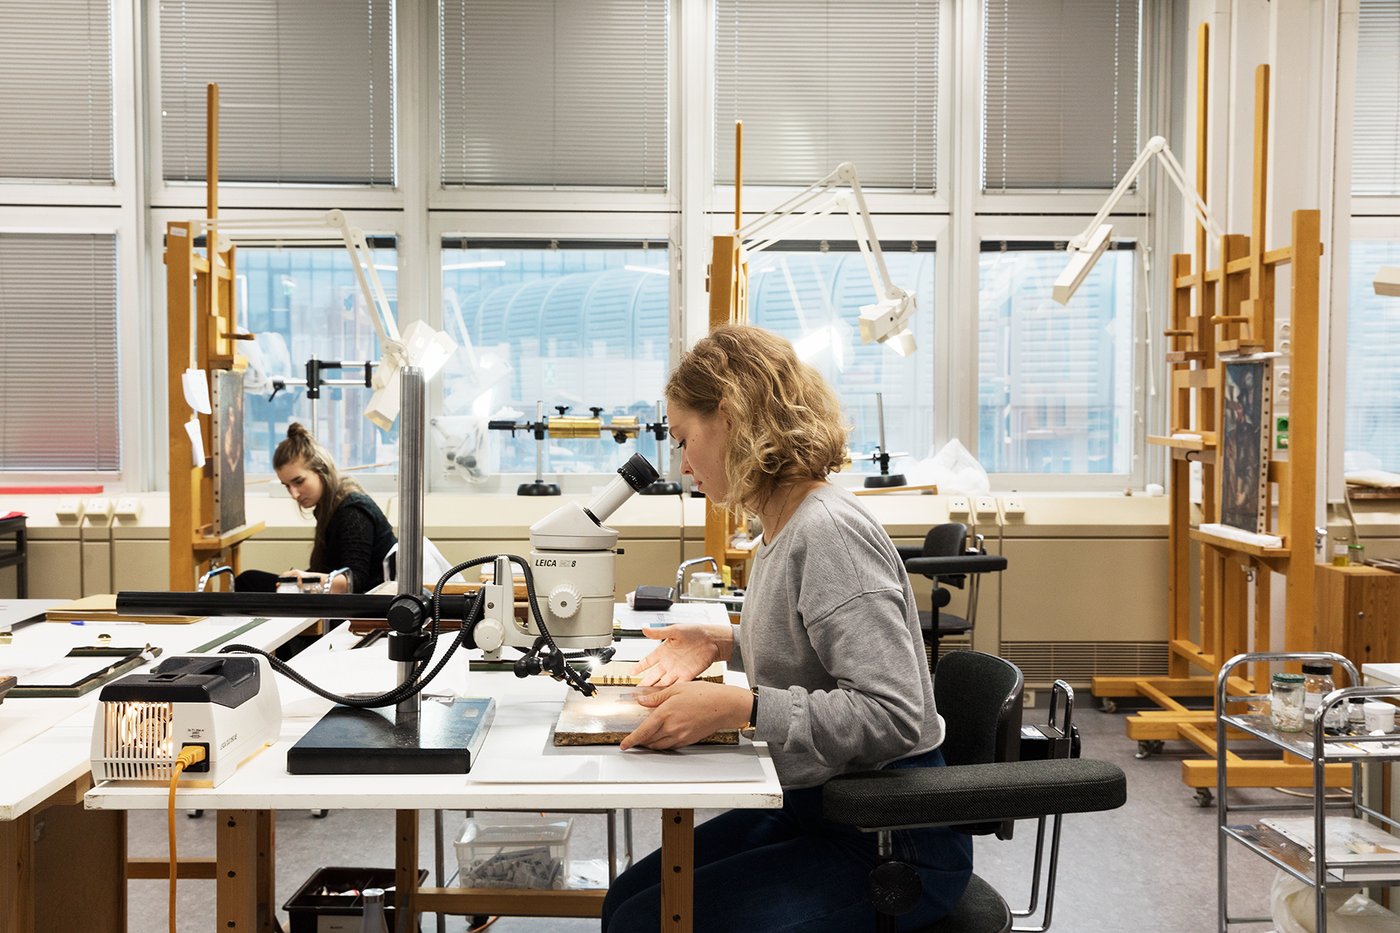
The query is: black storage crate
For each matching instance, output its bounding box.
[283,866,428,933]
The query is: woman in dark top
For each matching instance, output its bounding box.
[236,423,396,594]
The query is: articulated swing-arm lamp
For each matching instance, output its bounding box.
[1053,135,1226,305]
[195,210,456,429]
[737,162,918,356]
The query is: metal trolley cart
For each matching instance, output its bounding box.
[1216,651,1400,931]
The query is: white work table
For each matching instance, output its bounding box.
[0,607,320,933]
[85,610,781,932]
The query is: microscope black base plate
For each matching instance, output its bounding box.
[517,481,561,496]
[863,473,907,488]
[286,696,496,774]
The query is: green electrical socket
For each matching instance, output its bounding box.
[1276,415,1290,450]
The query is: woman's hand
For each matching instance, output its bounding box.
[629,624,730,687]
[620,682,753,751]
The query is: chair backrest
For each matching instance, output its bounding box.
[921,522,969,559]
[935,649,1025,838]
[934,650,1024,769]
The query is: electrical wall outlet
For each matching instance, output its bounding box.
[84,497,113,523]
[974,496,999,520]
[54,498,85,523]
[1002,496,1026,517]
[1022,689,1037,708]
[114,497,143,522]
[947,496,970,517]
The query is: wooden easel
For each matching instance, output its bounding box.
[165,84,263,590]
[1091,27,1343,797]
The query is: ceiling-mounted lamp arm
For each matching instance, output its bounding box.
[737,163,849,244]
[326,210,401,356]
[838,164,905,307]
[1151,145,1225,242]
[1068,137,1166,250]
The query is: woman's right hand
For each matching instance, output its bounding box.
[629,624,731,687]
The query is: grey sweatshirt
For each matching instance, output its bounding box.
[730,484,943,790]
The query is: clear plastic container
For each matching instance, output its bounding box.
[455,813,572,889]
[1270,672,1306,732]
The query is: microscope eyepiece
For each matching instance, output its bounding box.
[616,453,660,491]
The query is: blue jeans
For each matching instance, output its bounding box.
[601,747,973,933]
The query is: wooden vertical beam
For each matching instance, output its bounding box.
[216,810,258,931]
[0,814,34,933]
[396,810,419,933]
[1254,565,1272,693]
[167,222,199,590]
[1246,65,1270,343]
[660,809,694,933]
[1285,210,1322,651]
[256,811,276,933]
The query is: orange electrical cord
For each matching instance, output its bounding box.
[168,746,206,932]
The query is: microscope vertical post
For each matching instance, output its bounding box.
[396,366,425,719]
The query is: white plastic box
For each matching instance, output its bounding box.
[454,813,572,889]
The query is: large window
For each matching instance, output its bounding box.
[714,0,938,189]
[239,245,398,477]
[1346,241,1400,471]
[440,0,668,188]
[439,241,671,479]
[0,233,119,471]
[0,0,114,182]
[977,243,1136,474]
[1353,0,1400,196]
[746,244,936,474]
[158,0,395,186]
[982,0,1140,191]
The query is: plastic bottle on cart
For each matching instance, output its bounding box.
[1301,662,1343,730]
[359,888,390,933]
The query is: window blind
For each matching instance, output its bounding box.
[440,0,668,188]
[714,0,937,190]
[983,0,1140,191]
[159,0,394,186]
[0,0,113,181]
[1354,0,1400,196]
[0,233,119,471]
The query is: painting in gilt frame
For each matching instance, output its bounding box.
[1218,358,1272,534]
[212,370,246,534]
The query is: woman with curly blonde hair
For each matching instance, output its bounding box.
[603,325,971,932]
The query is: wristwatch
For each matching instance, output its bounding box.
[740,687,759,740]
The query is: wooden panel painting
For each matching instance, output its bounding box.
[1218,358,1272,534]
[211,369,246,533]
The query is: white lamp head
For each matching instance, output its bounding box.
[1376,266,1400,298]
[1053,223,1114,305]
[858,293,918,356]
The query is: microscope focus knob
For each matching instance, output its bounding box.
[473,616,505,652]
[548,584,582,619]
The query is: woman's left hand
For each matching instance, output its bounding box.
[619,682,753,751]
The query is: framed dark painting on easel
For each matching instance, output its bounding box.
[1218,358,1272,534]
[211,369,246,533]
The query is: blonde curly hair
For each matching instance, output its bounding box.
[665,325,849,516]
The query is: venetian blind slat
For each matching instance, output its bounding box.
[714,0,937,190]
[159,0,394,186]
[0,233,120,471]
[983,0,1140,191]
[0,0,114,181]
[1354,0,1400,195]
[441,0,668,188]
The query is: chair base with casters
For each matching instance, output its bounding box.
[822,652,1126,933]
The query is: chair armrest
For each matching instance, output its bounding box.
[822,758,1126,832]
[896,545,923,563]
[904,554,1008,577]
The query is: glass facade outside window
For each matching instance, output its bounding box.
[1346,240,1400,471]
[977,244,1135,474]
[746,244,936,476]
[239,246,398,477]
[439,242,670,480]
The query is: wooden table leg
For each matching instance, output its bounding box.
[660,809,694,933]
[397,810,419,933]
[257,810,277,932]
[217,810,259,930]
[0,815,34,933]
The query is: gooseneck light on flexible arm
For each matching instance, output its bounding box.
[737,162,918,356]
[1053,135,1226,305]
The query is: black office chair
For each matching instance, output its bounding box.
[823,651,1127,933]
[900,524,1007,665]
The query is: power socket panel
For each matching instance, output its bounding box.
[947,496,971,518]
[114,497,143,522]
[54,498,85,523]
[84,497,113,523]
[974,496,999,521]
[1002,496,1026,517]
